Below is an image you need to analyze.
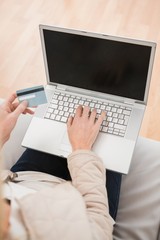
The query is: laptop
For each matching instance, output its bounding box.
[22,24,156,174]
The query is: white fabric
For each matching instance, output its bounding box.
[113,137,160,240]
[5,182,35,240]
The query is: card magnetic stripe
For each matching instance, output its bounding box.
[17,86,44,96]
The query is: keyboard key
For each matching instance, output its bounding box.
[51,99,58,104]
[47,108,53,113]
[126,107,132,111]
[119,133,125,137]
[102,126,108,133]
[58,106,63,111]
[58,95,63,100]
[59,111,64,116]
[113,113,118,118]
[69,108,74,113]
[64,112,69,117]
[107,117,112,122]
[64,102,69,107]
[108,122,114,128]
[108,129,113,134]
[118,119,124,125]
[63,97,68,101]
[79,100,84,105]
[61,117,67,122]
[59,101,63,105]
[53,109,59,115]
[106,106,111,111]
[111,107,117,112]
[117,108,122,114]
[95,103,100,108]
[51,114,55,120]
[64,107,69,112]
[114,124,126,131]
[84,101,89,106]
[73,99,78,104]
[113,118,118,123]
[68,98,73,103]
[97,109,101,114]
[118,114,124,119]
[100,105,105,110]
[45,112,51,118]
[69,103,74,108]
[123,110,131,115]
[50,104,58,109]
[55,115,61,121]
[113,131,119,135]
[90,102,95,108]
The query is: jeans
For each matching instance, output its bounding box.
[11,149,122,220]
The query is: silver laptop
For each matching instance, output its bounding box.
[22,25,156,174]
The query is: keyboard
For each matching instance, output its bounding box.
[44,91,132,137]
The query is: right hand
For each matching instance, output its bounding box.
[67,106,106,151]
[0,93,34,148]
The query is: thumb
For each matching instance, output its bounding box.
[12,101,28,118]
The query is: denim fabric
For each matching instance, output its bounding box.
[11,149,122,220]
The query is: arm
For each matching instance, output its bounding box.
[0,93,33,238]
[67,106,114,240]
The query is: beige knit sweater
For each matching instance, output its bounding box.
[2,150,114,240]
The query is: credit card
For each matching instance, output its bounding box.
[16,85,47,107]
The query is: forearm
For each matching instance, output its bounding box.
[67,150,114,240]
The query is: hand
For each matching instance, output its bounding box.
[0,93,34,147]
[67,106,106,151]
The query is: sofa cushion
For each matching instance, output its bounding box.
[113,137,160,240]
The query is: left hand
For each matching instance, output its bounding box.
[0,93,34,147]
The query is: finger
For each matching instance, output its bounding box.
[12,102,19,110]
[89,108,97,123]
[6,93,17,104]
[12,101,28,118]
[67,115,74,128]
[82,106,90,118]
[96,111,106,128]
[74,105,83,119]
[23,108,35,115]
[13,102,35,115]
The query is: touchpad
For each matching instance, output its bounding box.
[59,131,72,153]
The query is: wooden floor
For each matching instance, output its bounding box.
[0,0,160,141]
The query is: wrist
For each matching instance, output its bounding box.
[72,145,92,152]
[0,140,4,150]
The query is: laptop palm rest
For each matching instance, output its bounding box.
[22,117,70,157]
[22,117,135,174]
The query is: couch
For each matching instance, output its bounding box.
[1,100,160,240]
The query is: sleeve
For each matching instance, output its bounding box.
[67,150,114,240]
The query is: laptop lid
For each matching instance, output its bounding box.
[39,25,156,105]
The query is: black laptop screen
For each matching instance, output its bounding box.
[43,29,152,101]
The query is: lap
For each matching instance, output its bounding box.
[11,148,122,220]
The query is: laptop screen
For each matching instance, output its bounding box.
[43,29,152,101]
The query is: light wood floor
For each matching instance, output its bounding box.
[0,0,160,141]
